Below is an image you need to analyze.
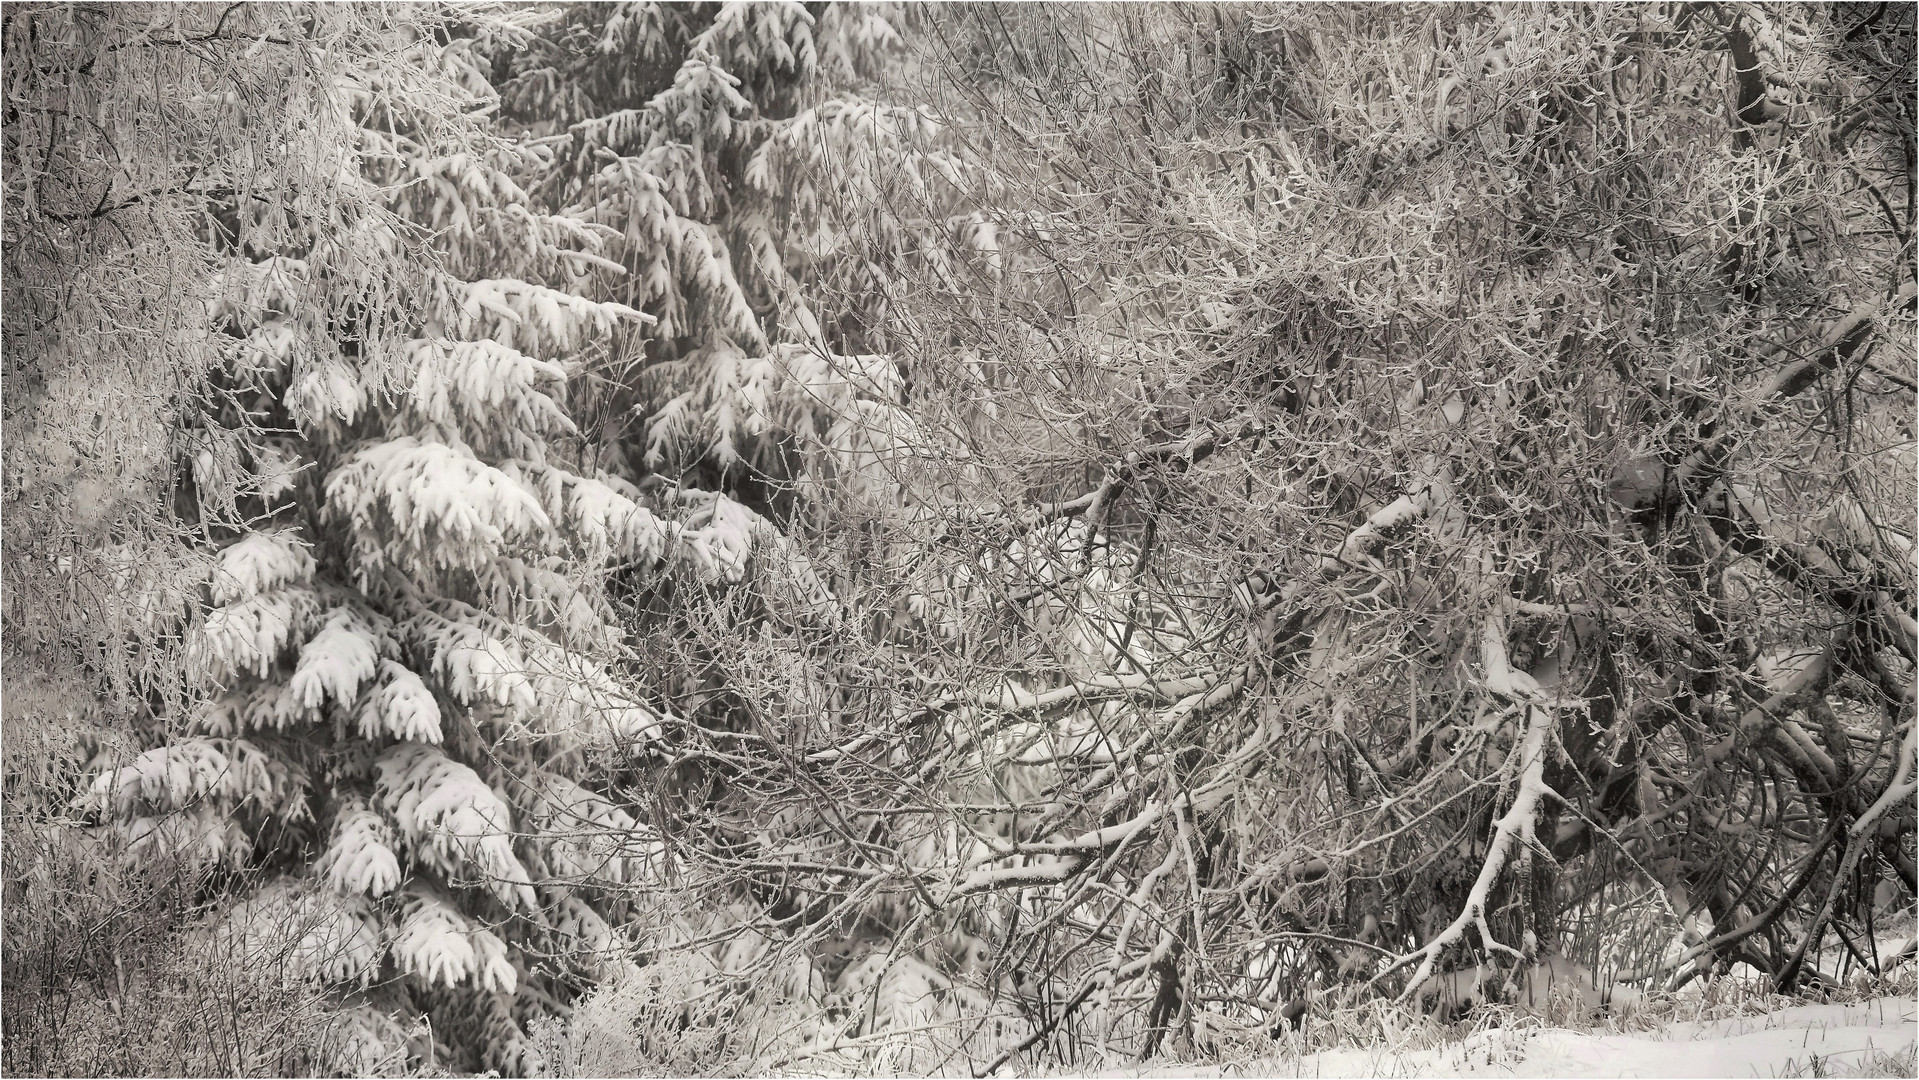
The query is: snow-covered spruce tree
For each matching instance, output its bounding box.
[474,4,1027,1070]
[57,4,799,1073]
[3,4,464,1073]
[487,1,955,494]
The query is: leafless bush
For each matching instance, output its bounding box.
[599,2,1916,1071]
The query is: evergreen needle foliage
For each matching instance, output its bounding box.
[4,2,1914,1077]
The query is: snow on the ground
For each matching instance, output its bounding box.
[1430,998,1914,1078]
[1114,997,1915,1078]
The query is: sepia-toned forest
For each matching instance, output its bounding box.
[4,3,1914,1075]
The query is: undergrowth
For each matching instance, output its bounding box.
[541,959,1919,1078]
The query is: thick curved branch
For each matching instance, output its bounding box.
[1380,696,1558,1002]
[1777,716,1916,990]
